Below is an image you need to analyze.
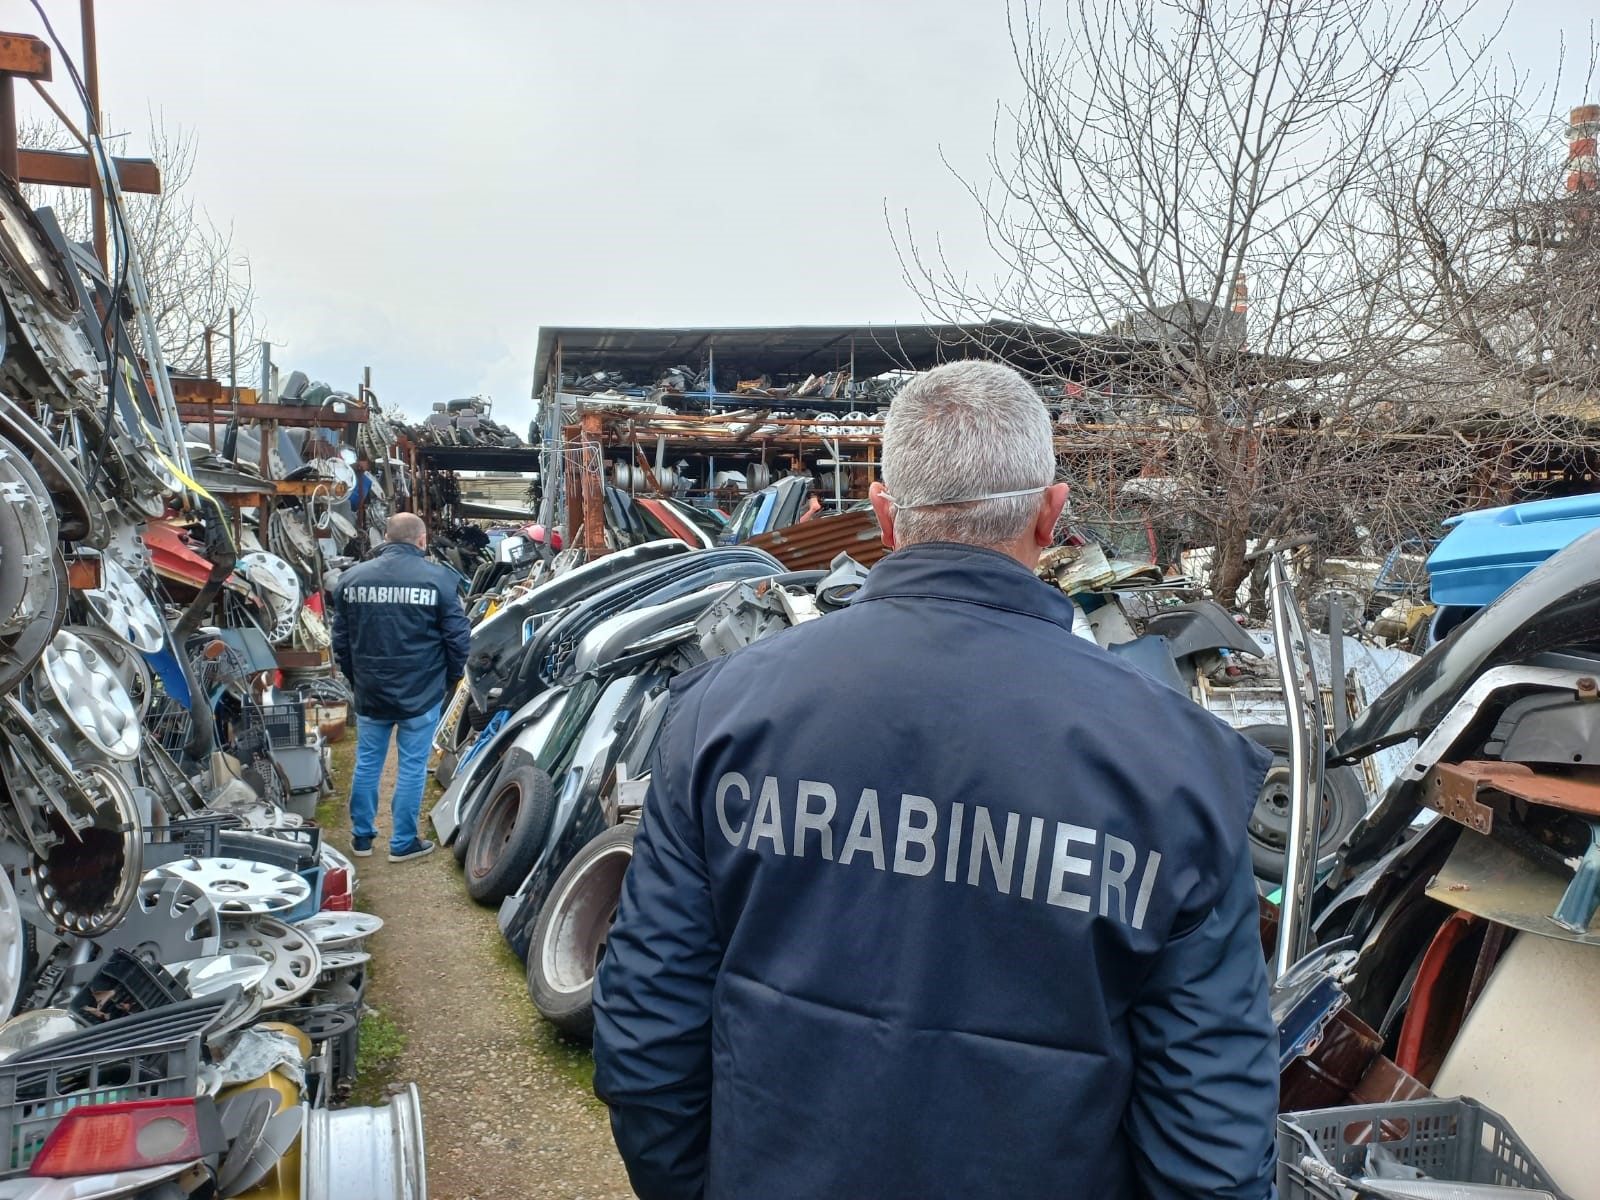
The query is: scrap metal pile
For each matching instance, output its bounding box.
[443,490,1600,1196]
[429,538,863,1036]
[0,170,423,1197]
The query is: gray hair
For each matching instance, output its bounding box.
[881,361,1056,547]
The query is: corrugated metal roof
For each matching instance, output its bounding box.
[746,510,889,572]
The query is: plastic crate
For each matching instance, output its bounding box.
[1278,1097,1568,1199]
[0,1035,201,1175]
[259,700,309,748]
[142,814,227,868]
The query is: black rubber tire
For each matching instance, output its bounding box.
[464,765,557,903]
[1241,723,1367,884]
[526,823,636,1041]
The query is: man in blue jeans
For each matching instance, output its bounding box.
[331,513,472,861]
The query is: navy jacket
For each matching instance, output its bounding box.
[592,543,1278,1200]
[330,542,472,720]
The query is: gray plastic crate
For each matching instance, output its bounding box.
[1278,1096,1568,1199]
[0,1034,201,1175]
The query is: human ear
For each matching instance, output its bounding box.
[869,481,898,550]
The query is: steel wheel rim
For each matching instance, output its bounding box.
[541,842,632,995]
[468,782,522,881]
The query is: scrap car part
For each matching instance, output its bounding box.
[1433,929,1600,1191]
[296,912,383,952]
[0,435,64,693]
[1269,553,1328,979]
[527,821,636,1040]
[31,762,144,936]
[237,551,302,646]
[0,393,105,546]
[300,1081,426,1200]
[152,858,312,917]
[0,181,102,412]
[82,556,167,654]
[174,953,272,1000]
[219,916,322,1008]
[36,629,142,761]
[92,875,221,966]
[0,867,23,1021]
[465,764,556,904]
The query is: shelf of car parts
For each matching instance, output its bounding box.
[175,400,371,428]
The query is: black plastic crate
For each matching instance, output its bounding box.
[69,950,189,1025]
[0,1035,201,1176]
[142,813,227,868]
[259,699,309,748]
[1278,1096,1568,1199]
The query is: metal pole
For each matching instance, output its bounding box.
[80,0,107,269]
[1269,553,1327,980]
[0,77,17,182]
[1328,595,1349,737]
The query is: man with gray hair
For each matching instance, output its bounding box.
[594,361,1277,1199]
[332,512,472,862]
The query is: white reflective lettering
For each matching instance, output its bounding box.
[892,795,938,877]
[715,772,750,847]
[794,780,836,861]
[943,802,964,882]
[1100,835,1137,923]
[748,775,787,856]
[968,806,1020,894]
[839,789,885,870]
[1131,850,1162,931]
[1046,822,1097,911]
[1019,815,1045,899]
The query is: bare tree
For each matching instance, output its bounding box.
[21,114,262,380]
[898,0,1514,602]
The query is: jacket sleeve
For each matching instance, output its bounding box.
[329,583,354,683]
[591,690,721,1200]
[437,577,472,686]
[1124,839,1279,1200]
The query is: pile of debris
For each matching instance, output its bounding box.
[0,168,423,1196]
[428,538,864,1035]
[399,397,526,450]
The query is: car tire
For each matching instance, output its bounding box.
[1241,723,1367,884]
[464,765,556,903]
[526,823,636,1041]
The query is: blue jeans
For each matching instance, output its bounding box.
[349,704,440,853]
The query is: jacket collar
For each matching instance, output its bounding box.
[852,542,1077,632]
[375,542,424,560]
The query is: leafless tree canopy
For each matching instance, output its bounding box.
[899,0,1598,604]
[21,115,262,382]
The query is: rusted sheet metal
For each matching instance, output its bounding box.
[1427,829,1600,945]
[747,510,887,572]
[1426,759,1600,833]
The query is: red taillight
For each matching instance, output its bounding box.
[30,1098,207,1177]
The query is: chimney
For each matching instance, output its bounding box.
[1570,104,1598,194]
[1231,273,1249,314]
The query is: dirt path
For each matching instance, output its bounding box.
[322,734,634,1200]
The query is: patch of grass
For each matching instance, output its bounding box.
[352,1005,407,1106]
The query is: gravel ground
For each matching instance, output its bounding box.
[323,732,634,1200]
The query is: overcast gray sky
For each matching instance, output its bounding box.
[13,0,1593,428]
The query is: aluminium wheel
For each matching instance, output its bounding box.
[1242,723,1366,884]
[464,764,555,904]
[526,822,635,1041]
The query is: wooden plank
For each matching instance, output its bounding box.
[17,148,161,194]
[0,34,50,79]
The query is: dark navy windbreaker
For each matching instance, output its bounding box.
[592,543,1278,1200]
[330,542,471,720]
